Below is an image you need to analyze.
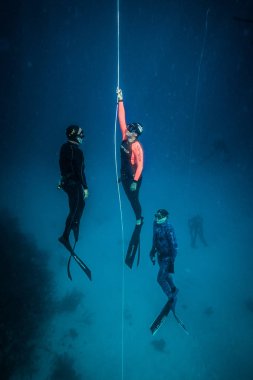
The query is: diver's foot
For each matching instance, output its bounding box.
[136,216,144,226]
[58,236,74,254]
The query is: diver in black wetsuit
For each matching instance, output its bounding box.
[58,125,88,252]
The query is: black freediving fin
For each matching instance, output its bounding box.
[59,236,92,281]
[67,251,92,281]
[125,220,143,269]
[150,297,189,336]
[172,309,189,335]
[150,298,173,335]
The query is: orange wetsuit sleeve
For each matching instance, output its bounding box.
[118,101,127,140]
[132,141,144,181]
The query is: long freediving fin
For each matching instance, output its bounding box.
[59,236,92,281]
[125,220,143,269]
[150,298,189,335]
[67,256,72,280]
[150,298,173,335]
[73,253,92,281]
[172,310,189,335]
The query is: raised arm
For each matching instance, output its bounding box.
[117,88,127,140]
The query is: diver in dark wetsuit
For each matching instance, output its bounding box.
[117,88,144,226]
[188,214,207,248]
[150,209,178,301]
[58,125,88,252]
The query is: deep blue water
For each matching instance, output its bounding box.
[1,1,253,379]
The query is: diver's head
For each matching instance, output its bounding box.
[126,122,143,142]
[155,209,169,224]
[66,125,84,144]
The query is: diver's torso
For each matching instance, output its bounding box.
[59,142,84,183]
[154,222,174,258]
[120,139,136,178]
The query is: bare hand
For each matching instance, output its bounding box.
[116,87,123,101]
[83,189,89,198]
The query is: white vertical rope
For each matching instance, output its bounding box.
[114,1,125,379]
[117,0,120,88]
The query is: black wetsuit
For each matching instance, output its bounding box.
[120,139,142,220]
[59,141,88,242]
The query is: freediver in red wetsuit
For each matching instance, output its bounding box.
[117,88,144,268]
[117,88,144,226]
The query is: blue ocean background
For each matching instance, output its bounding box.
[1,1,252,379]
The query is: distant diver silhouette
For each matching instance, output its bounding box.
[188,215,208,249]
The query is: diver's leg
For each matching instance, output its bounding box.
[133,177,142,224]
[122,177,132,201]
[191,229,197,248]
[158,259,178,300]
[62,183,79,240]
[166,258,178,297]
[199,227,208,246]
[59,183,79,252]
[72,185,85,242]
[122,177,142,223]
[167,274,178,295]
[189,223,195,248]
[157,260,174,299]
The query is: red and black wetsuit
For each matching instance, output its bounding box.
[118,100,144,220]
[59,141,88,242]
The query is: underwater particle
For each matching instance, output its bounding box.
[245,298,253,312]
[0,38,10,51]
[55,290,84,313]
[79,311,94,326]
[151,338,167,353]
[50,353,81,380]
[124,307,133,326]
[203,306,214,316]
[68,328,78,339]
